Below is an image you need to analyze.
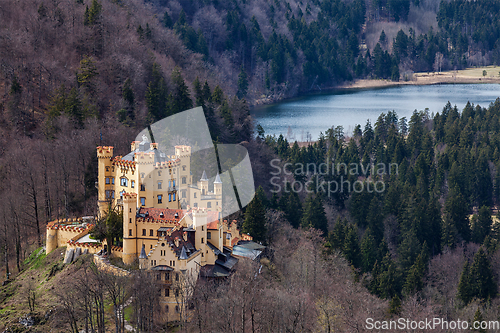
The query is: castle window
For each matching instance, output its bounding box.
[173,180,176,187]
[158,181,162,189]
[130,208,132,213]
[129,218,132,223]
[131,180,135,188]
[150,229,153,236]
[105,177,110,184]
[175,305,179,313]
[142,229,146,236]
[106,167,110,172]
[175,289,179,297]
[202,226,204,231]
[165,288,170,297]
[158,195,162,204]
[182,177,186,184]
[165,305,169,312]
[157,273,161,280]
[141,173,145,178]
[166,272,170,280]
[201,238,204,244]
[173,193,176,201]
[121,178,128,187]
[175,273,179,281]
[182,191,186,198]
[207,232,211,239]
[111,178,115,184]
[158,171,161,176]
[169,194,172,202]
[129,229,132,236]
[182,165,186,171]
[140,197,145,206]
[207,202,211,208]
[140,184,145,191]
[194,193,197,198]
[194,203,198,208]
[112,167,114,172]
[201,253,204,257]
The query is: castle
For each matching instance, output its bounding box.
[46,136,259,321]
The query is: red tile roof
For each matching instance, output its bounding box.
[207,221,218,230]
[137,207,186,223]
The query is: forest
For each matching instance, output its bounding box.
[2,0,500,331]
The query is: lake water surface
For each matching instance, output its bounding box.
[252,84,500,140]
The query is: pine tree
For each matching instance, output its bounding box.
[328,218,346,250]
[236,66,249,99]
[458,248,497,304]
[193,77,204,107]
[301,193,328,235]
[145,63,167,122]
[163,11,173,28]
[361,228,377,272]
[472,308,487,333]
[242,194,267,244]
[285,190,302,228]
[403,245,428,295]
[470,248,497,301]
[211,85,224,104]
[472,206,492,244]
[169,67,192,115]
[343,224,361,268]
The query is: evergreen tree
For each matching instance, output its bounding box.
[458,248,497,304]
[343,224,361,268]
[301,193,328,235]
[285,190,302,228]
[472,206,492,244]
[470,248,497,302]
[328,218,346,250]
[360,228,377,272]
[145,63,167,122]
[472,308,487,333]
[236,66,249,99]
[169,67,193,114]
[242,193,267,244]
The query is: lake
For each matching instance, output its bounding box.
[251,84,500,141]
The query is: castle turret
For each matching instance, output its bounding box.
[214,173,222,199]
[97,146,114,217]
[192,208,208,264]
[138,244,148,269]
[199,170,208,195]
[46,227,58,254]
[122,192,138,265]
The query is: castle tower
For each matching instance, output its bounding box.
[138,244,148,269]
[214,173,222,199]
[192,208,208,264]
[97,146,114,217]
[46,227,58,254]
[199,170,208,195]
[122,192,138,265]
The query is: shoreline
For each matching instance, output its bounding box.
[338,70,500,90]
[252,67,500,106]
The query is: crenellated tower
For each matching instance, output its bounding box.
[97,146,114,218]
